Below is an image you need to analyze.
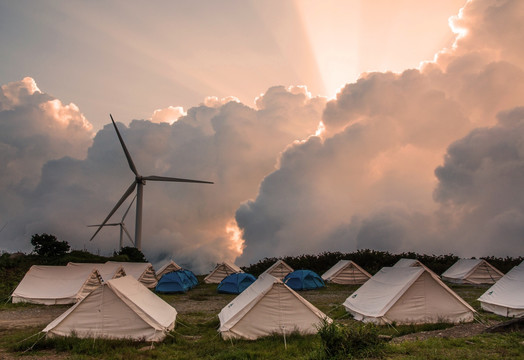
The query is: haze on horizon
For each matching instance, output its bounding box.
[1,0,524,272]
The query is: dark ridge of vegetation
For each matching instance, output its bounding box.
[242,250,523,276]
[2,232,522,302]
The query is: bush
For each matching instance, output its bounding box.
[30,233,70,258]
[112,246,147,262]
[317,320,383,359]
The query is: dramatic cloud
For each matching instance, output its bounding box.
[236,0,524,264]
[150,106,186,124]
[0,81,324,272]
[434,107,524,255]
[0,77,93,218]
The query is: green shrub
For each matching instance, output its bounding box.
[317,319,383,359]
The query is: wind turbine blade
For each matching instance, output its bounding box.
[110,114,138,176]
[87,223,120,227]
[121,194,136,222]
[90,181,136,241]
[143,175,214,184]
[121,224,134,245]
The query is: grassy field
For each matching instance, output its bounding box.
[0,280,523,359]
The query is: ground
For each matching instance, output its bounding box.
[0,282,510,359]
[391,321,498,343]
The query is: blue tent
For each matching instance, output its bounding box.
[155,271,191,293]
[217,273,256,294]
[180,269,198,288]
[283,270,325,291]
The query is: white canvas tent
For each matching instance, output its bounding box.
[219,274,331,340]
[204,261,243,284]
[67,262,126,282]
[12,265,102,305]
[343,267,475,325]
[261,260,293,280]
[155,260,182,278]
[43,276,177,342]
[478,261,524,317]
[441,259,503,285]
[393,258,439,278]
[106,261,158,288]
[322,260,371,284]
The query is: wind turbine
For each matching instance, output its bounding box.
[88,195,136,250]
[90,114,213,250]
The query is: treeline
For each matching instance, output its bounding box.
[242,249,524,277]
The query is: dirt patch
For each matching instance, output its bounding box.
[0,306,69,329]
[391,320,500,343]
[0,348,69,360]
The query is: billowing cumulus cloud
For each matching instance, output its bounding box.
[0,77,93,219]
[433,107,524,255]
[0,81,324,272]
[236,0,524,264]
[150,106,186,124]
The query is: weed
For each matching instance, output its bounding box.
[316,319,384,359]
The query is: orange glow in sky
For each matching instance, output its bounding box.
[226,219,245,256]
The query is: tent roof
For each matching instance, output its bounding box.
[155,260,182,277]
[441,259,482,279]
[392,258,439,278]
[262,260,293,275]
[343,267,474,318]
[219,274,328,332]
[106,261,153,279]
[478,262,524,309]
[43,276,177,341]
[105,261,158,288]
[441,259,503,281]
[204,261,243,283]
[107,276,176,329]
[67,262,125,281]
[12,265,102,302]
[393,258,420,268]
[344,267,422,318]
[322,260,371,281]
[223,261,243,273]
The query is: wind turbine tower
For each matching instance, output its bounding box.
[90,115,213,250]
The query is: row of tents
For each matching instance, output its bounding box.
[12,261,159,305]
[9,257,523,343]
[204,259,368,287]
[204,257,506,290]
[342,258,523,325]
[208,257,523,327]
[11,259,332,342]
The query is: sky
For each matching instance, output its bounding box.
[2,0,524,272]
[1,0,463,130]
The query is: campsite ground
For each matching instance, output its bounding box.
[0,282,522,359]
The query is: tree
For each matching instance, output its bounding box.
[30,233,70,257]
[113,246,147,262]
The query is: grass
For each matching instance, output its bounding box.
[386,332,524,359]
[1,282,523,359]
